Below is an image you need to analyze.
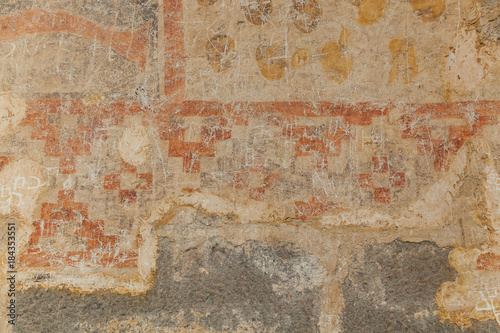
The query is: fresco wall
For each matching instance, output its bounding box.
[0,0,499,331]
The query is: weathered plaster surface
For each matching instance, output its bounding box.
[0,0,498,331]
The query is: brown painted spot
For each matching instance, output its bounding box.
[409,0,445,22]
[292,0,322,33]
[389,38,418,85]
[206,35,236,73]
[356,0,386,25]
[256,43,287,80]
[241,0,272,25]
[198,0,217,6]
[319,41,353,83]
[292,48,311,68]
[0,156,13,172]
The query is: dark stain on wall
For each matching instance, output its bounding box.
[341,239,500,332]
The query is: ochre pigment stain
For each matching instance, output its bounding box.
[256,43,287,80]
[206,35,236,73]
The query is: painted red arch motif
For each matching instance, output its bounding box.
[0,9,151,69]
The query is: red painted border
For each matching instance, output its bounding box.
[164,0,185,101]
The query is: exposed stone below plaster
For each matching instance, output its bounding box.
[478,0,500,44]
[15,237,323,332]
[17,236,500,332]
[341,239,500,332]
[14,135,500,329]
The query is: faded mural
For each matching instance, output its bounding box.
[0,0,499,331]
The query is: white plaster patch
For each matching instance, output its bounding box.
[443,28,499,95]
[119,124,151,166]
[0,158,44,222]
[0,92,26,138]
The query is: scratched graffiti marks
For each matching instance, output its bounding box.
[185,0,499,103]
[185,0,440,102]
[0,174,42,210]
[0,0,159,99]
[4,97,497,271]
[0,0,497,330]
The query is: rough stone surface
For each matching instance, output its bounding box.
[342,240,500,332]
[15,237,323,332]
